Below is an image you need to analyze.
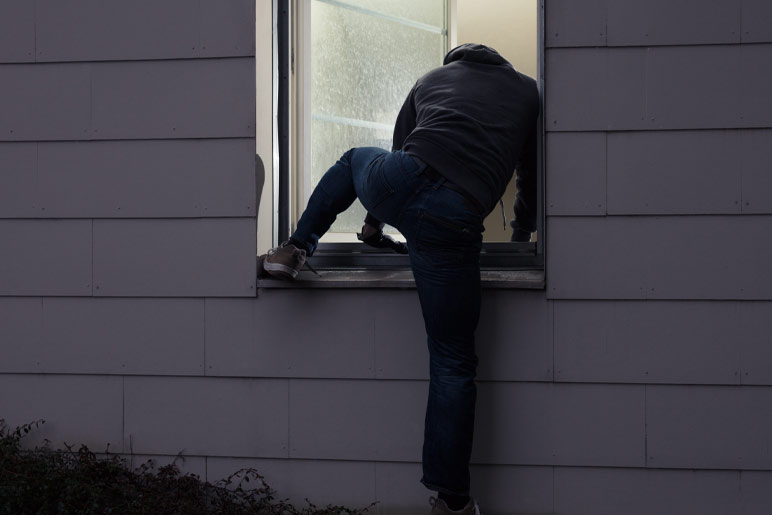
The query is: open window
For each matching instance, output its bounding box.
[270,0,544,270]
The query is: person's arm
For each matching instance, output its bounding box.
[511,128,537,242]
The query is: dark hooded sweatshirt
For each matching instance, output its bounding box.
[392,43,539,229]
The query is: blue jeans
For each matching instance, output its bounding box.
[291,147,484,496]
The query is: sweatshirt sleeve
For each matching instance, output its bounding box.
[392,82,418,152]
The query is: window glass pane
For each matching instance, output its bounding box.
[308,0,445,236]
[310,120,392,235]
[330,0,445,32]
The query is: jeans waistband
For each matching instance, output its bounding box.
[412,156,486,216]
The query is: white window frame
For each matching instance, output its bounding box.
[265,0,545,270]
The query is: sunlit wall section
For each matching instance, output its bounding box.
[457,0,538,242]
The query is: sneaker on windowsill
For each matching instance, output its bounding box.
[263,241,307,280]
[429,496,482,515]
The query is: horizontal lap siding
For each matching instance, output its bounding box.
[0,220,92,295]
[547,216,772,299]
[549,129,772,216]
[0,139,255,218]
[35,0,255,62]
[555,300,772,386]
[0,374,123,452]
[205,290,552,382]
[0,0,34,63]
[0,59,255,141]
[123,376,288,458]
[547,45,772,131]
[289,379,645,468]
[542,3,772,512]
[93,218,256,297]
[0,1,257,298]
[547,0,772,47]
[0,298,205,375]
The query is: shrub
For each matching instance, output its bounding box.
[0,419,375,515]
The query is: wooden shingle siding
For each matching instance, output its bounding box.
[0,298,205,375]
[743,130,772,213]
[0,143,36,217]
[743,0,772,43]
[206,290,552,382]
[37,139,255,218]
[0,0,34,63]
[0,63,92,140]
[547,48,646,131]
[547,129,772,216]
[545,132,606,216]
[647,385,772,469]
[288,380,645,468]
[288,379,426,462]
[372,289,552,381]
[205,292,378,379]
[547,216,772,300]
[606,0,741,47]
[0,298,41,363]
[35,0,255,63]
[92,218,256,297]
[547,0,772,48]
[547,45,772,131]
[123,376,288,458]
[0,58,254,141]
[0,374,123,452]
[545,0,607,48]
[554,468,746,515]
[0,140,254,219]
[554,301,742,384]
[0,219,92,296]
[3,1,772,513]
[606,131,742,215]
[91,58,254,140]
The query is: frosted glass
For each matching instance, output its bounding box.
[308,0,445,236]
[339,0,445,29]
[311,1,444,124]
[310,119,392,234]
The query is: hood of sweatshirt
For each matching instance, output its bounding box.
[442,43,510,67]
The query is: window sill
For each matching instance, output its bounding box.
[257,267,545,290]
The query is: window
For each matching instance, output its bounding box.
[270,0,544,270]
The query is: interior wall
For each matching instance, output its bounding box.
[456,0,538,241]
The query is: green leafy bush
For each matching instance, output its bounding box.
[0,419,375,515]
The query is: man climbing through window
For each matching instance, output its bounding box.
[263,43,539,515]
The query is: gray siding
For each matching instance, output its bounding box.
[542,1,772,514]
[2,2,772,515]
[0,1,256,298]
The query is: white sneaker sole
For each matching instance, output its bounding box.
[263,261,300,279]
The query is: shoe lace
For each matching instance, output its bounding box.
[304,258,321,277]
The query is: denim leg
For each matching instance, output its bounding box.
[291,146,389,255]
[406,189,484,496]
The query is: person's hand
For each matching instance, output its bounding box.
[357,223,408,254]
[511,228,532,242]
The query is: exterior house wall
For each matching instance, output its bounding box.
[1,1,772,514]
